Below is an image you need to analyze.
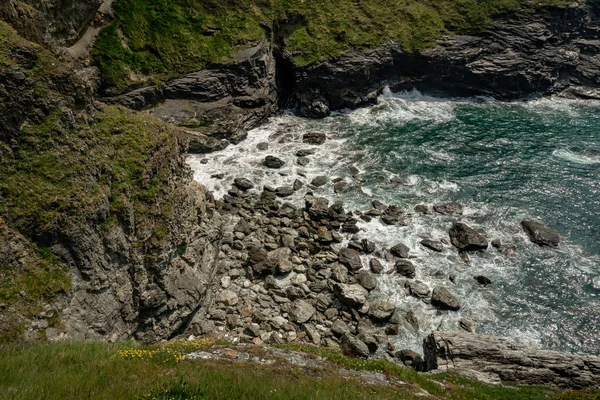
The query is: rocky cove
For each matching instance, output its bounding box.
[1,0,600,392]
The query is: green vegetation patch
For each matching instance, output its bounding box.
[0,105,185,237]
[0,340,596,399]
[93,0,572,89]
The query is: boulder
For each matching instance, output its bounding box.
[297,156,310,166]
[333,181,351,194]
[369,258,384,274]
[390,243,410,258]
[341,333,370,358]
[449,222,488,251]
[420,239,444,252]
[311,176,329,187]
[367,301,396,321]
[406,280,430,298]
[356,270,377,291]
[434,202,464,215]
[303,131,327,145]
[338,248,364,272]
[521,220,560,247]
[395,260,416,279]
[396,349,425,371]
[333,283,369,306]
[264,155,285,169]
[289,300,315,323]
[431,286,460,311]
[233,177,254,191]
[275,186,294,197]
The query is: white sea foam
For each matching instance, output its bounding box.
[552,148,600,164]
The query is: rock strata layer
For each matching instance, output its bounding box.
[423,331,600,389]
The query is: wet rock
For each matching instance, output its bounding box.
[420,239,444,252]
[296,149,316,157]
[381,206,412,226]
[333,181,351,194]
[311,176,329,187]
[275,186,294,197]
[498,243,517,257]
[405,311,420,331]
[293,179,304,191]
[333,283,369,306]
[521,220,560,247]
[297,156,310,166]
[407,280,430,298]
[449,222,488,251]
[289,300,315,323]
[341,333,370,358]
[458,251,470,264]
[395,260,416,279]
[459,319,476,333]
[264,155,285,169]
[431,286,461,311]
[390,243,410,258]
[303,131,327,145]
[414,204,431,214]
[491,238,502,248]
[233,177,254,191]
[434,202,464,215]
[257,142,269,150]
[369,258,384,274]
[474,275,492,286]
[187,133,229,153]
[356,270,377,291]
[338,248,364,272]
[396,349,426,371]
[367,301,395,321]
[361,239,376,254]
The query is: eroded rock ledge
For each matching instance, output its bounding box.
[423,331,600,389]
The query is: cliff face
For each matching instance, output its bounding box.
[291,3,600,117]
[0,17,224,343]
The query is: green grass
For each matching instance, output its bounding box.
[0,340,597,399]
[92,0,573,89]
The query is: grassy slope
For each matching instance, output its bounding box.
[2,340,597,400]
[92,0,572,89]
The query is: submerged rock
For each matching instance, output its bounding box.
[434,202,464,215]
[521,220,560,247]
[449,222,488,251]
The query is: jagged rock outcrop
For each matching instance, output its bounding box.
[107,40,279,150]
[423,331,600,389]
[291,4,600,116]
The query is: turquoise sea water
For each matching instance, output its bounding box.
[189,89,600,355]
